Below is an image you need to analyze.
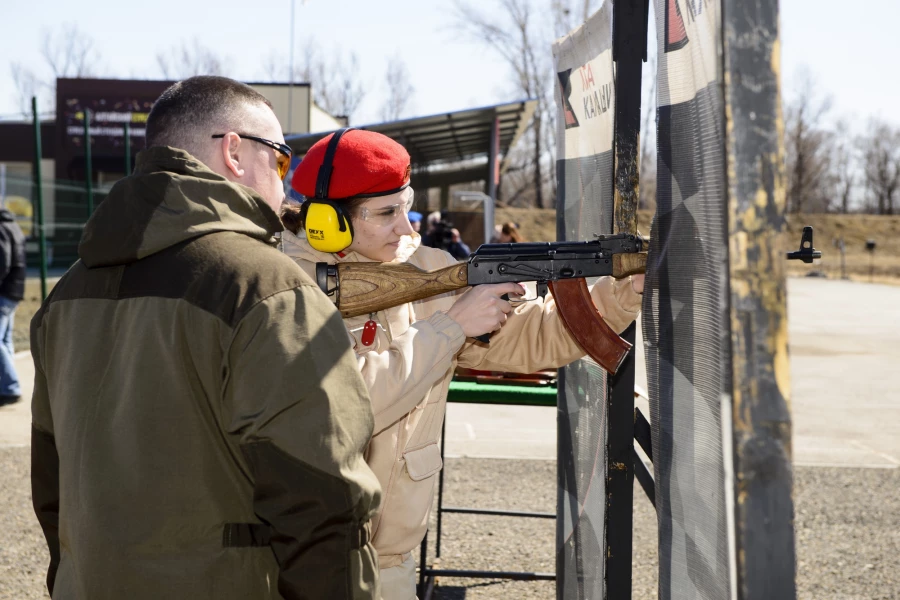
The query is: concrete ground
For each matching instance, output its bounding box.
[0,351,34,448]
[1,276,898,600]
[443,277,900,468]
[6,276,897,467]
[0,278,900,468]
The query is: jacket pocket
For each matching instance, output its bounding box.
[402,442,443,481]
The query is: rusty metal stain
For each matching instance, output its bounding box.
[611,461,627,471]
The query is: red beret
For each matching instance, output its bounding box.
[292,130,411,199]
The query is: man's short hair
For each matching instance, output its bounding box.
[146,76,273,155]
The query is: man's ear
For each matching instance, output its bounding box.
[220,133,244,178]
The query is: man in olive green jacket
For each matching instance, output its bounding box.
[30,76,381,599]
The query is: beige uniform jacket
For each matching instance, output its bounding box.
[282,230,641,565]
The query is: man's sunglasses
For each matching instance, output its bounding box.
[212,133,293,180]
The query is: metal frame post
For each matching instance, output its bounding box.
[84,108,94,216]
[722,0,797,596]
[607,0,650,596]
[32,97,48,300]
[485,116,499,241]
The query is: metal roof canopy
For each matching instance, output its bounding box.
[284,99,537,172]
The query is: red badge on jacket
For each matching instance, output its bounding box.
[361,320,377,347]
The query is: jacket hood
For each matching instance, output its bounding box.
[281,228,421,266]
[78,146,284,268]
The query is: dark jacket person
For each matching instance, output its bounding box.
[30,76,381,600]
[0,206,26,403]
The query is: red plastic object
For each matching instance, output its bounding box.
[361,320,377,346]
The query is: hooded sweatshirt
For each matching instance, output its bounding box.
[31,147,381,600]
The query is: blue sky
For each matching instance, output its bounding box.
[1,0,897,130]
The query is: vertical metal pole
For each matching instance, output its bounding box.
[485,116,499,245]
[607,0,649,596]
[287,0,295,133]
[435,418,447,558]
[32,97,48,301]
[839,239,846,280]
[84,108,94,216]
[124,121,132,176]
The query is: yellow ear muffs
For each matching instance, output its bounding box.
[303,199,354,253]
[302,127,357,253]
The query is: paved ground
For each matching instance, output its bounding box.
[445,277,900,469]
[6,277,899,463]
[0,352,34,448]
[2,276,898,599]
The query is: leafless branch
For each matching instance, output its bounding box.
[157,39,224,80]
[381,55,415,121]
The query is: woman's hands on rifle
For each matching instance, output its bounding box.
[632,274,645,294]
[446,283,526,338]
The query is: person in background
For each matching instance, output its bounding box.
[0,205,25,406]
[446,227,472,259]
[408,211,422,234]
[497,221,523,243]
[30,76,380,600]
[420,211,442,247]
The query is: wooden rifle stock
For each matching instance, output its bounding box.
[331,262,469,318]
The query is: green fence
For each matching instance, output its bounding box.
[2,174,107,270]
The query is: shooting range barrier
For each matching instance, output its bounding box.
[551,0,795,598]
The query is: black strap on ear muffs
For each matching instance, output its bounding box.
[315,127,355,200]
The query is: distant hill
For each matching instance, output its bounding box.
[494,208,900,285]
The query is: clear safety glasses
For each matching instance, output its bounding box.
[356,190,415,227]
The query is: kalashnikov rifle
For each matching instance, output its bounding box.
[315,233,647,374]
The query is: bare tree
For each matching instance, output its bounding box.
[830,120,856,214]
[9,62,43,117]
[859,119,900,215]
[551,0,603,37]
[784,70,834,213]
[261,39,366,122]
[319,52,366,121]
[41,23,99,78]
[381,56,415,122]
[8,23,101,116]
[157,39,225,79]
[453,0,554,208]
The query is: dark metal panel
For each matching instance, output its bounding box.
[722,0,796,598]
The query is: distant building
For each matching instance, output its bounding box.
[0,77,343,266]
